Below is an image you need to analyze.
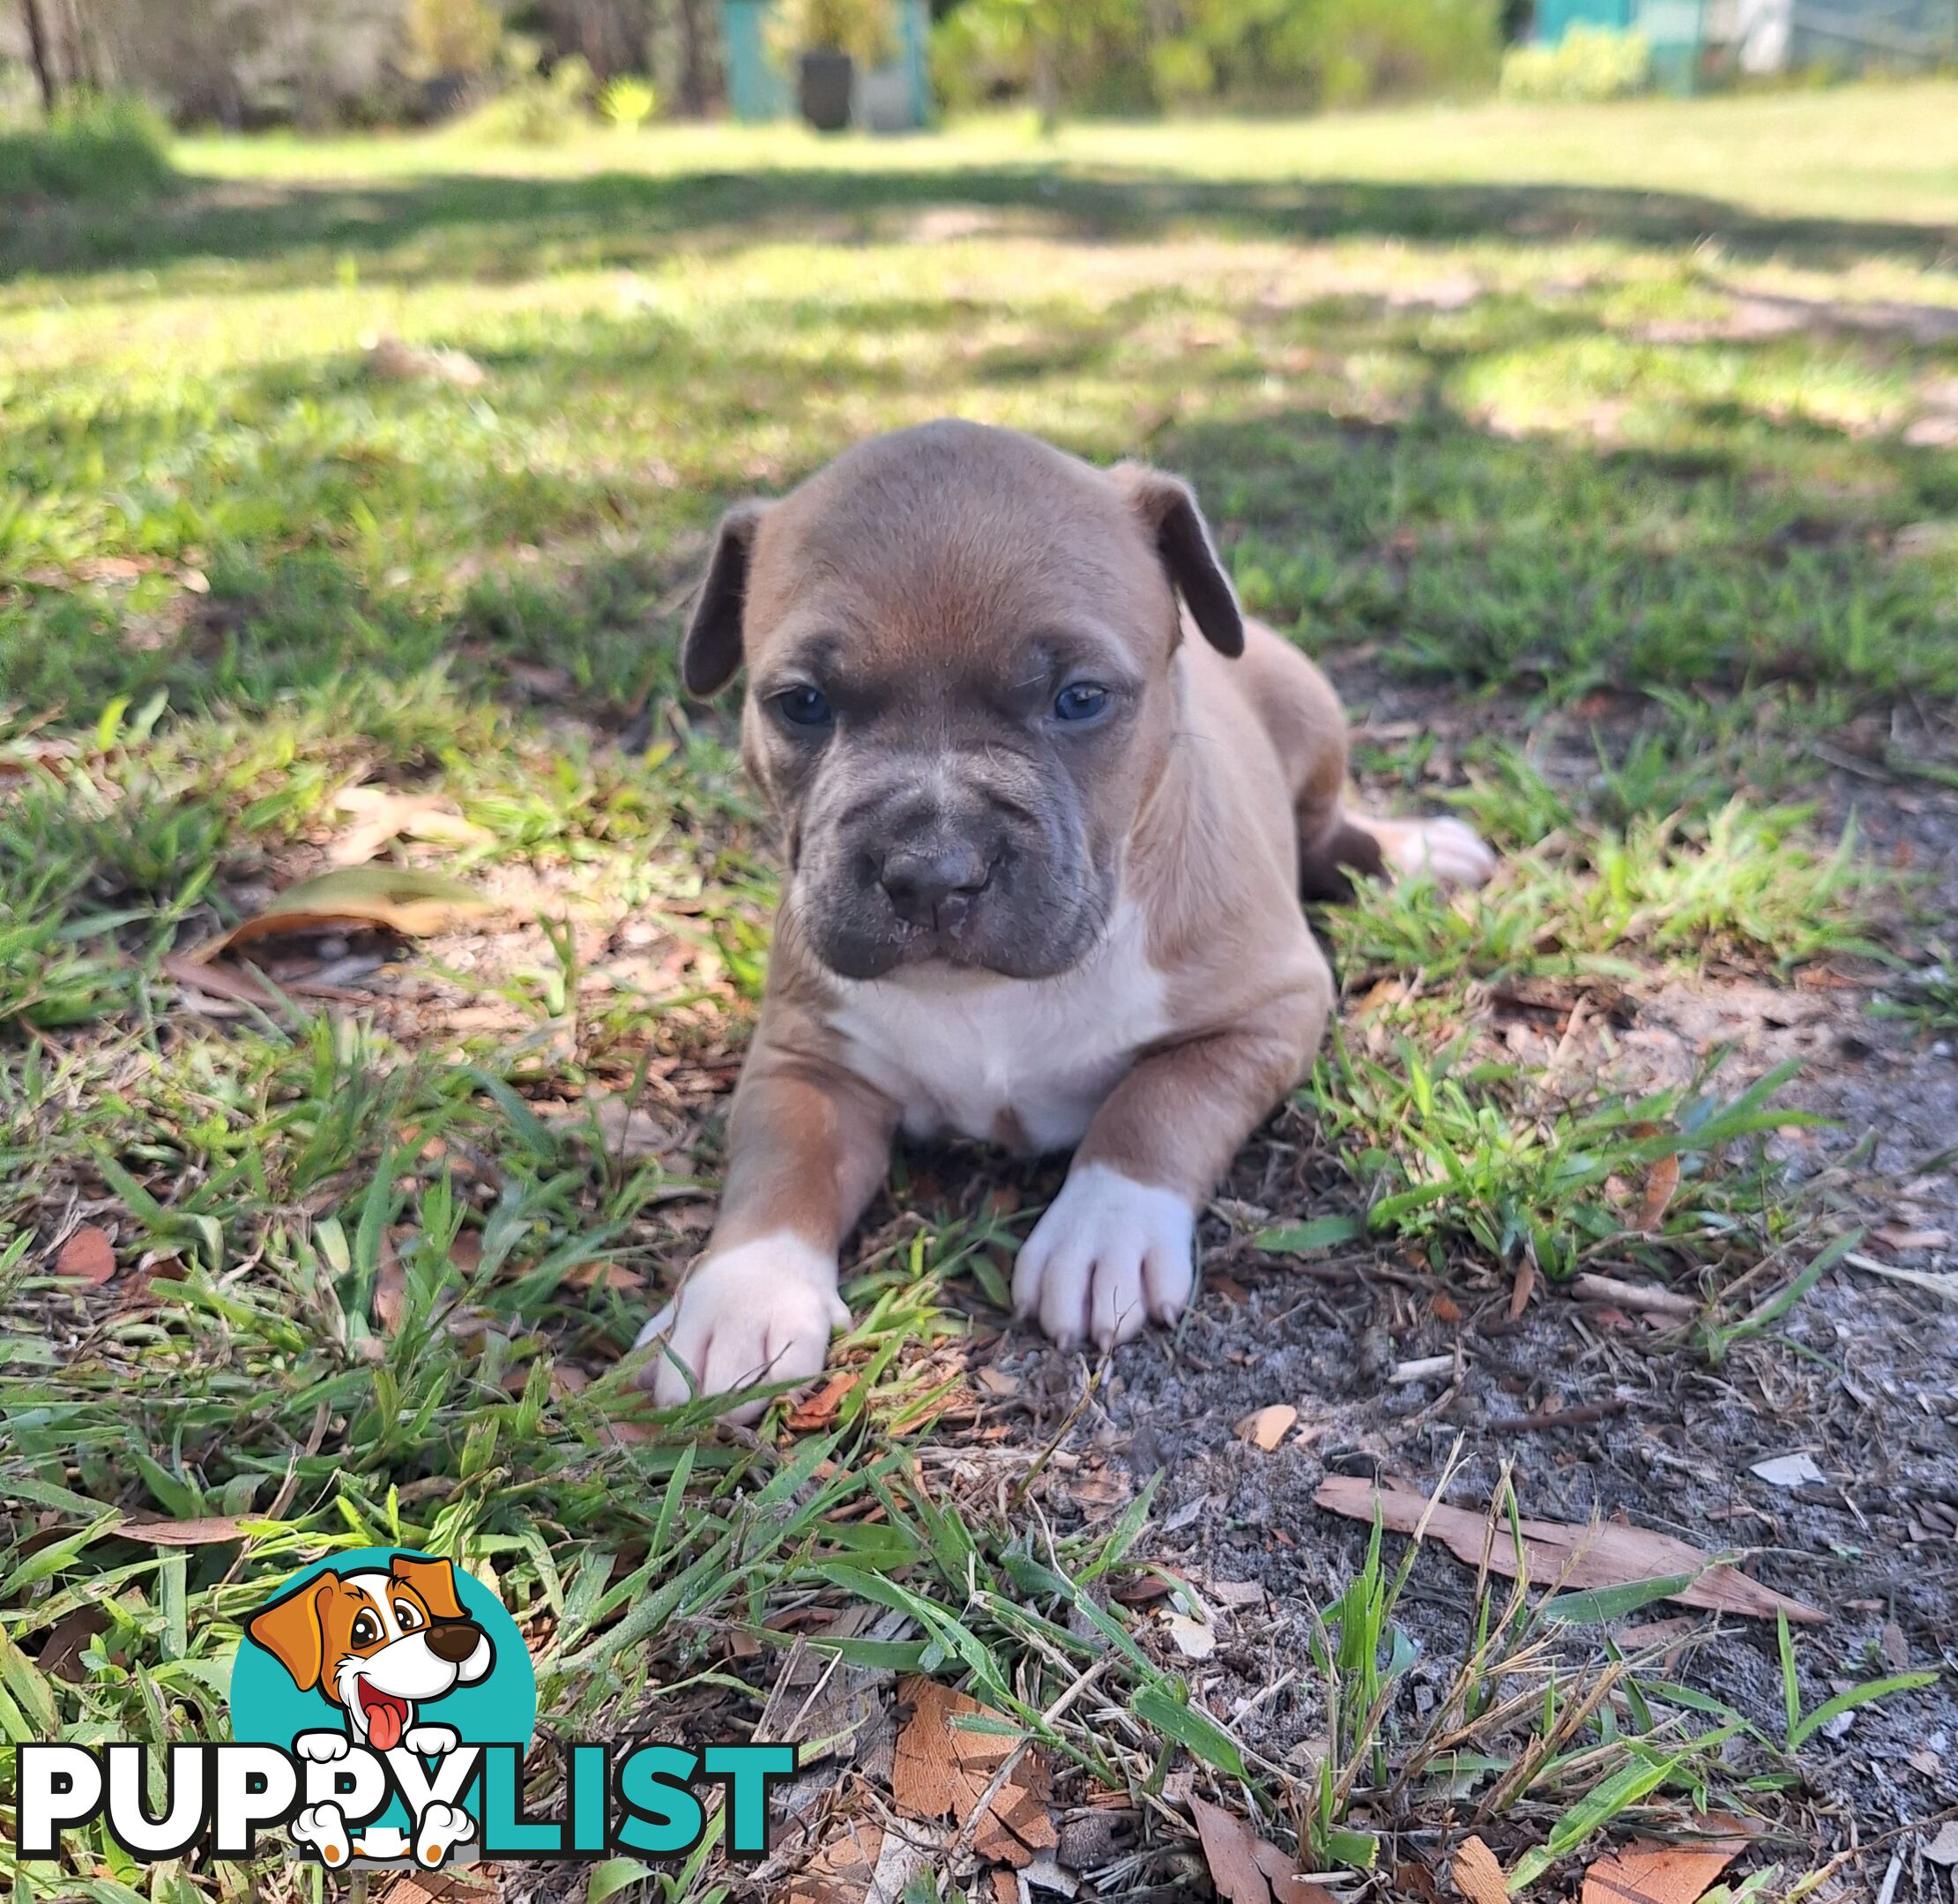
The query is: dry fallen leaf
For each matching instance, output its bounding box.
[1452,1834,1509,1904]
[1314,1476,1823,1623]
[1190,1796,1334,1904]
[892,1677,1055,1867]
[1635,1153,1680,1231]
[35,1605,110,1683]
[782,1820,884,1904]
[160,952,366,1012]
[203,867,495,956]
[115,1515,257,1547]
[1581,1836,1740,1904]
[584,1093,686,1164]
[1234,1404,1297,1451]
[374,1234,408,1334]
[1925,1821,1958,1868]
[56,1226,116,1285]
[1163,1609,1217,1660]
[329,789,485,867]
[365,334,488,388]
[376,1869,495,1904]
[563,1261,647,1292]
[785,1370,860,1432]
[1508,1257,1536,1319]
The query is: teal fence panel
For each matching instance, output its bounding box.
[719,0,790,122]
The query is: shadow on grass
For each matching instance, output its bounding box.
[6,160,1956,288]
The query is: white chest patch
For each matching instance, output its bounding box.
[825,902,1170,1152]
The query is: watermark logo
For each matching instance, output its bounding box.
[15,1546,793,1871]
[231,1546,534,1868]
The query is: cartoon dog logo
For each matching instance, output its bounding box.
[246,1553,495,1867]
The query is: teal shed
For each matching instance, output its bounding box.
[717,0,933,126]
[1532,0,1708,91]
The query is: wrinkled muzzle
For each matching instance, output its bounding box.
[790,751,1109,981]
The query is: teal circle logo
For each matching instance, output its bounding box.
[230,1548,534,1868]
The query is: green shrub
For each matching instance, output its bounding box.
[0,91,173,201]
[1501,24,1651,100]
[932,0,1501,117]
[462,48,595,143]
[768,0,899,68]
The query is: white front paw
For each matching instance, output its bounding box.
[295,1730,349,1764]
[294,1803,350,1868]
[1381,815,1497,888]
[413,1800,475,1869]
[1014,1164,1195,1350]
[634,1232,847,1422]
[404,1723,458,1756]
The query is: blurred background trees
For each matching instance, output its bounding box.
[3,0,1515,130]
[5,0,1947,135]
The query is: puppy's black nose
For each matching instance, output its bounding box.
[879,842,993,930]
[426,1621,482,1663]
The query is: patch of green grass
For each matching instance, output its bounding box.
[0,93,174,203]
[1307,1038,1812,1282]
[1871,947,1958,1030]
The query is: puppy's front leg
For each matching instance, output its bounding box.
[637,1032,897,1420]
[1014,969,1330,1350]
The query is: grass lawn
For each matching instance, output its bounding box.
[4,84,1957,1904]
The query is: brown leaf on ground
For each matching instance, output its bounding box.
[1508,1257,1536,1319]
[202,867,495,956]
[376,1869,496,1904]
[1452,1834,1509,1904]
[115,1515,257,1546]
[1234,1404,1297,1451]
[365,334,488,388]
[374,1230,408,1334]
[785,1370,860,1432]
[56,1226,116,1285]
[1635,1153,1680,1231]
[1581,1836,1741,1904]
[1314,1476,1823,1623]
[584,1094,688,1164]
[36,1605,109,1682]
[783,1820,884,1904]
[159,952,365,1012]
[563,1261,647,1292]
[891,1676,1055,1867]
[1396,1859,1445,1903]
[1190,1796,1335,1904]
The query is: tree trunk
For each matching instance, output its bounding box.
[54,0,92,90]
[677,0,709,115]
[19,0,56,109]
[1031,31,1060,136]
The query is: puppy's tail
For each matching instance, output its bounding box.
[1298,808,1386,903]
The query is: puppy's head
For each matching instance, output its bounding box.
[247,1554,494,1751]
[683,420,1242,982]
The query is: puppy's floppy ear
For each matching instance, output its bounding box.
[681,500,770,698]
[249,1576,335,1693]
[391,1553,469,1624]
[1111,463,1244,658]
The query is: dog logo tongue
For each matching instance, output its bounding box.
[358,1682,410,1752]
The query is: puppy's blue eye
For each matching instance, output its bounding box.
[771,685,831,729]
[1053,682,1111,723]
